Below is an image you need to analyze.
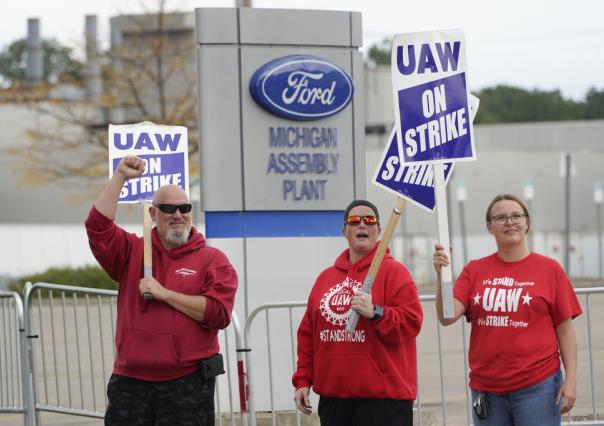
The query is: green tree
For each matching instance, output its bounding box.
[367,38,392,65]
[474,85,584,124]
[585,87,604,119]
[0,38,82,87]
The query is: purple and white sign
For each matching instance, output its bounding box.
[249,55,354,121]
[373,128,453,212]
[108,123,189,203]
[391,30,476,165]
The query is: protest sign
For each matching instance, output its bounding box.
[391,29,475,166]
[372,91,478,212]
[108,122,189,203]
[390,31,478,317]
[373,127,454,212]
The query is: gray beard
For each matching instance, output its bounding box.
[166,227,190,246]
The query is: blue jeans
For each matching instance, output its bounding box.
[471,370,562,426]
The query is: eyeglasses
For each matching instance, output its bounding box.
[489,213,527,225]
[345,215,379,226]
[153,203,192,214]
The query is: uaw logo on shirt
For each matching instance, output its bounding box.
[319,277,366,343]
[474,276,535,329]
[320,277,361,326]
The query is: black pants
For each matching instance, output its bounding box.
[318,396,413,426]
[104,372,215,426]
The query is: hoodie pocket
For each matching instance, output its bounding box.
[314,352,389,396]
[118,328,179,371]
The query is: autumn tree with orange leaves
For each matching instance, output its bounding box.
[1,1,199,192]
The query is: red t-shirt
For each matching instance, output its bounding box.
[454,252,582,393]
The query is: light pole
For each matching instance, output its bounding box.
[595,181,603,278]
[563,153,572,273]
[523,178,535,251]
[457,179,468,265]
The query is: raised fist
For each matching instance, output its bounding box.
[116,155,146,179]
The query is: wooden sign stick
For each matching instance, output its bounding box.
[434,162,454,318]
[346,197,406,333]
[143,202,154,300]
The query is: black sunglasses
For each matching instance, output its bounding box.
[153,203,192,214]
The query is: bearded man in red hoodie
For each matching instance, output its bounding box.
[293,199,423,426]
[86,155,238,426]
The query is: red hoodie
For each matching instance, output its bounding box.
[85,206,238,381]
[292,244,423,400]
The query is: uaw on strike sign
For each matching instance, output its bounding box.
[108,122,189,203]
[373,127,454,212]
[391,29,475,165]
[372,95,479,212]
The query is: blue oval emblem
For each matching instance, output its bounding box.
[249,55,354,121]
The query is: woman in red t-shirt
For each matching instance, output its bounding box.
[433,193,582,425]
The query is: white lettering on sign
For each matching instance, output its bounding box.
[142,157,162,175]
[119,173,182,198]
[380,156,451,188]
[421,84,447,118]
[108,123,189,204]
[282,71,336,106]
[404,107,467,157]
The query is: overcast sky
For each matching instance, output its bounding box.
[3,0,603,100]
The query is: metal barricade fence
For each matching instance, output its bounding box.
[244,302,307,426]
[3,284,603,425]
[0,291,28,418]
[576,287,604,426]
[23,282,116,423]
[242,287,604,426]
[19,282,242,426]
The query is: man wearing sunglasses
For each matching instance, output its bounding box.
[85,155,238,426]
[293,199,423,426]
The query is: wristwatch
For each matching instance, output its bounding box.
[370,304,384,321]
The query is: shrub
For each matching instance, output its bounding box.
[8,265,117,295]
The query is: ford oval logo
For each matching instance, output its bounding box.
[249,55,354,121]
